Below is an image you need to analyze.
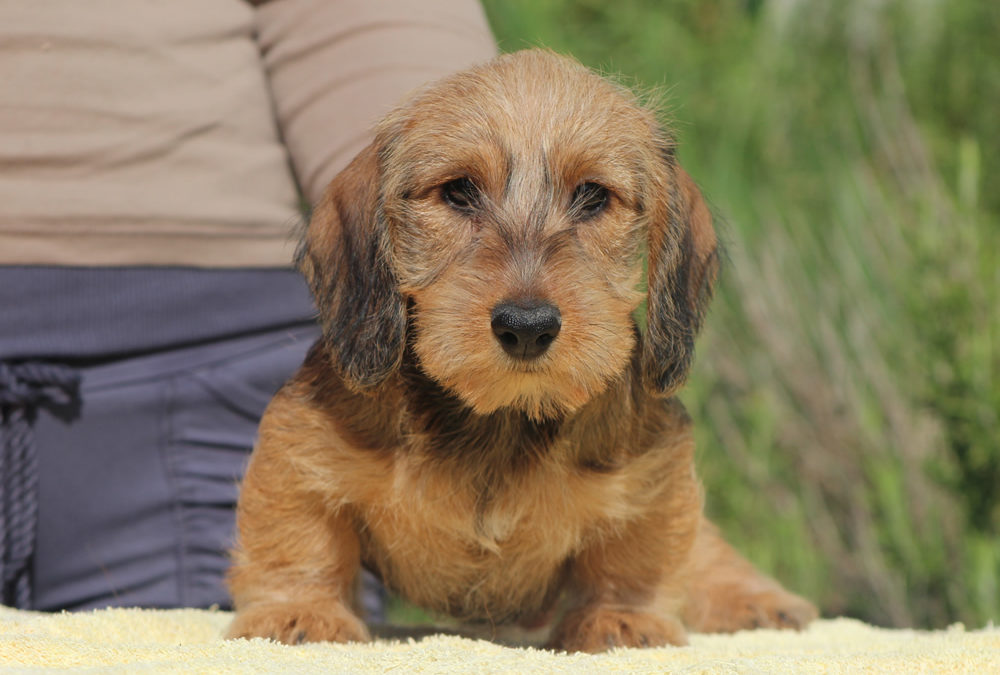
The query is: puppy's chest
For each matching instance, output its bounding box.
[359,456,630,620]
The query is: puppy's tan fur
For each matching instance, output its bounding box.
[226,50,816,652]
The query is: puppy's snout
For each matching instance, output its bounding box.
[491,301,562,360]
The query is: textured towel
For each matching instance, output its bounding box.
[0,606,996,673]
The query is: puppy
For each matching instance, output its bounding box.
[225,49,817,652]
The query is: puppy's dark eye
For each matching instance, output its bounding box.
[572,182,610,219]
[441,177,480,213]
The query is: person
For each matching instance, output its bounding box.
[0,0,495,613]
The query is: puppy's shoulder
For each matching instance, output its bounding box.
[263,340,404,454]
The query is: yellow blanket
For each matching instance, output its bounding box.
[1,606,996,673]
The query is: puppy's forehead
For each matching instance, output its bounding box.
[377,51,662,197]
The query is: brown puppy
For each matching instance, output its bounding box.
[225,49,816,652]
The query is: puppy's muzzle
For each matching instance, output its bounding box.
[490,301,562,360]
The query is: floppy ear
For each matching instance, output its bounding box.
[296,144,406,390]
[642,158,720,397]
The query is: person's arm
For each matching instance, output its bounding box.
[253,0,497,204]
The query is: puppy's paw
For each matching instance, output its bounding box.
[693,587,818,633]
[226,602,371,645]
[548,607,687,653]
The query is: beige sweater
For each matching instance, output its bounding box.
[0,0,495,267]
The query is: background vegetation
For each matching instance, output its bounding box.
[478,0,998,629]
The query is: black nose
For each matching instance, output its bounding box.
[491,301,561,360]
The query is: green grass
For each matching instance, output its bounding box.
[477,0,998,629]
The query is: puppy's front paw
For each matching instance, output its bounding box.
[226,602,371,645]
[693,587,818,633]
[548,607,687,652]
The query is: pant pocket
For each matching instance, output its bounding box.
[163,328,318,608]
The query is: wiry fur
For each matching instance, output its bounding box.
[226,50,816,652]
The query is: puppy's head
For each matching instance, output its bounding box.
[299,50,717,418]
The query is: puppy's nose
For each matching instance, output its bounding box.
[491,301,561,360]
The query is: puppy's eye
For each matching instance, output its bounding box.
[571,182,610,220]
[441,177,480,213]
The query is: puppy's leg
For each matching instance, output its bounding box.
[225,391,369,645]
[681,519,818,633]
[548,462,702,652]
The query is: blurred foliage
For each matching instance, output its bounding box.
[481,0,998,628]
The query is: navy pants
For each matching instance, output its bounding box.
[0,325,381,622]
[2,293,386,617]
[27,326,319,611]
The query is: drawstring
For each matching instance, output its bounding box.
[0,361,80,609]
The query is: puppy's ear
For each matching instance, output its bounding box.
[296,144,406,390]
[643,158,719,397]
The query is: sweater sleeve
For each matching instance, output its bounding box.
[253,0,497,204]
